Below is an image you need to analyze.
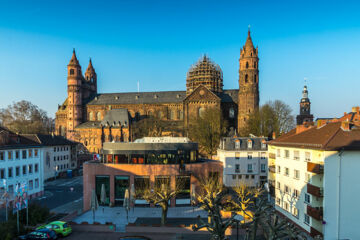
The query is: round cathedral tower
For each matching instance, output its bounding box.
[186,55,223,95]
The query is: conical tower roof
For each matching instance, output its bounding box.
[68,49,80,66]
[86,58,95,73]
[244,30,255,50]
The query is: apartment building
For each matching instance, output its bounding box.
[217,137,268,187]
[23,134,77,180]
[268,121,360,239]
[0,127,44,201]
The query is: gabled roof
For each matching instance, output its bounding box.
[269,122,360,151]
[184,84,221,102]
[0,126,41,149]
[22,134,76,146]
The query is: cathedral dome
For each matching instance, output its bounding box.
[186,55,223,95]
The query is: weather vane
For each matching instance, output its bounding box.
[248,24,251,31]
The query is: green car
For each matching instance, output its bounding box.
[36,221,72,237]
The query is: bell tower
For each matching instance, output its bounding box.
[238,29,259,133]
[296,85,314,125]
[67,49,83,139]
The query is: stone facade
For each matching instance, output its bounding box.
[55,31,260,153]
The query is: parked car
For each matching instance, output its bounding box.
[119,237,151,240]
[18,228,57,240]
[36,221,72,237]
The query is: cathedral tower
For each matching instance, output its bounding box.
[238,30,259,133]
[67,49,83,138]
[84,58,97,99]
[296,85,314,125]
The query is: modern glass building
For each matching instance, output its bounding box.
[83,137,223,210]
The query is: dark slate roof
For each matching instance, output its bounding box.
[101,109,129,127]
[76,109,130,129]
[87,91,186,105]
[22,134,76,146]
[87,89,239,105]
[219,137,268,151]
[75,121,102,129]
[220,90,238,103]
[0,127,42,150]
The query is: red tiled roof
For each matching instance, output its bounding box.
[268,122,360,151]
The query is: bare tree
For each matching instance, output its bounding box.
[192,176,236,240]
[240,100,294,138]
[0,100,54,134]
[188,108,227,158]
[138,178,182,226]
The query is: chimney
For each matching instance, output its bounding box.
[272,132,276,140]
[296,123,311,134]
[341,121,351,131]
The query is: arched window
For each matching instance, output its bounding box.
[246,62,249,69]
[229,108,235,118]
[178,110,183,120]
[59,126,66,136]
[89,112,94,121]
[96,112,101,121]
[254,74,257,83]
[170,110,175,120]
[245,74,248,83]
[69,69,74,75]
[198,107,205,118]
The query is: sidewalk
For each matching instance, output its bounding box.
[73,206,208,232]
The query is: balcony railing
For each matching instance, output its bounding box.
[307,183,323,197]
[307,162,324,174]
[307,205,323,221]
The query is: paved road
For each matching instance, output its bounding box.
[34,176,83,211]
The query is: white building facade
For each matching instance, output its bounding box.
[23,134,77,181]
[0,129,44,202]
[268,121,360,239]
[217,137,268,187]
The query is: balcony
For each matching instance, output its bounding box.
[307,162,324,174]
[269,153,276,159]
[310,227,323,238]
[307,205,323,221]
[307,183,323,197]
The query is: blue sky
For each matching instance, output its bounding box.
[0,0,360,118]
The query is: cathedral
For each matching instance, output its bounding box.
[55,30,260,153]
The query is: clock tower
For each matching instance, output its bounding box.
[296,85,314,125]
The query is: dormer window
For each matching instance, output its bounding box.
[135,95,139,100]
[154,95,158,99]
[235,140,240,150]
[261,140,266,149]
[247,139,253,149]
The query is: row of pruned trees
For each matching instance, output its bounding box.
[135,175,310,240]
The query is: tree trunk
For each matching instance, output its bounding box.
[161,204,168,226]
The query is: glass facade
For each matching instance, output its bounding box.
[95,175,110,206]
[114,176,130,206]
[102,150,198,165]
